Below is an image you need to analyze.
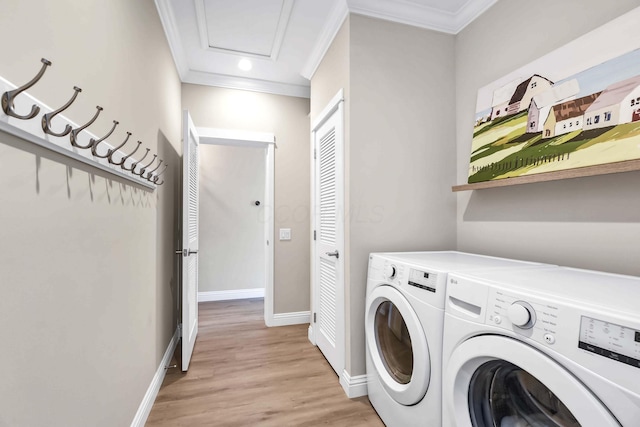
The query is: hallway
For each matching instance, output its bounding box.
[146,299,383,426]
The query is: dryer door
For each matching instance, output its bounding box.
[444,335,620,427]
[366,285,430,406]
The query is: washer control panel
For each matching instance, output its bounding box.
[579,316,640,369]
[488,289,560,342]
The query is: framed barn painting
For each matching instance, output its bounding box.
[468,7,640,184]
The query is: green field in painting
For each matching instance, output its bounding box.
[468,114,640,184]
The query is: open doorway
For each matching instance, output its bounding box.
[197,128,275,326]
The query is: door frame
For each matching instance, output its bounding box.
[197,127,276,326]
[309,88,346,370]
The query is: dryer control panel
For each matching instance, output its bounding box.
[407,269,437,293]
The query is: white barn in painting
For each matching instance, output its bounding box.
[583,74,640,130]
[527,79,580,133]
[506,74,553,116]
[542,93,600,138]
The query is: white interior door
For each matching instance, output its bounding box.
[312,91,345,376]
[181,110,200,371]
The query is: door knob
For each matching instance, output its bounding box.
[326,250,339,259]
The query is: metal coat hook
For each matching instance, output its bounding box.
[122,147,149,172]
[70,106,103,149]
[1,58,51,120]
[149,164,167,185]
[136,155,157,176]
[90,120,119,158]
[41,86,81,137]
[144,159,163,178]
[111,139,141,167]
[106,132,133,165]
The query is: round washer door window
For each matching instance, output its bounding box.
[469,360,579,426]
[366,285,430,406]
[443,335,620,427]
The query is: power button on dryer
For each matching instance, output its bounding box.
[544,333,556,345]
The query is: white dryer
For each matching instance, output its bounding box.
[442,267,640,427]
[365,251,548,427]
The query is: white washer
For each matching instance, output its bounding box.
[365,251,548,427]
[442,267,640,427]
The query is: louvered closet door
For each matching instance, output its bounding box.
[313,99,344,377]
[181,110,200,371]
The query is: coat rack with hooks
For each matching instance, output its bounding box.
[0,58,167,189]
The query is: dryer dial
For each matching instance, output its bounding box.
[384,264,397,279]
[507,301,536,329]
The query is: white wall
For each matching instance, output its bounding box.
[0,0,181,425]
[199,144,266,292]
[182,84,310,314]
[456,0,640,275]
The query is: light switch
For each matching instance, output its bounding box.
[279,228,291,241]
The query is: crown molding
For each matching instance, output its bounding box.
[300,0,349,80]
[346,0,496,34]
[300,0,496,81]
[453,0,498,32]
[183,70,310,98]
[154,0,190,79]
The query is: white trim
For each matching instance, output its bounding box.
[130,326,180,427]
[194,0,294,61]
[340,370,368,398]
[346,0,496,34]
[197,128,275,146]
[269,311,311,327]
[154,0,189,79]
[311,88,344,131]
[308,325,316,345]
[300,0,349,80]
[453,0,498,33]
[198,288,265,302]
[183,70,310,99]
[195,128,275,328]
[264,143,276,327]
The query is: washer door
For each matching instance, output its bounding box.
[366,285,430,406]
[444,335,620,427]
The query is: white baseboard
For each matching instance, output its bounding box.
[308,325,316,345]
[268,311,311,327]
[340,370,368,398]
[131,326,180,427]
[198,288,265,302]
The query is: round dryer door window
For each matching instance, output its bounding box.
[366,285,430,406]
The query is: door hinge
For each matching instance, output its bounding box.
[313,312,317,323]
[313,230,316,240]
[314,148,317,159]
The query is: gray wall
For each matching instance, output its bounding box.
[311,14,457,377]
[199,144,266,292]
[456,0,640,275]
[181,84,311,314]
[0,0,181,426]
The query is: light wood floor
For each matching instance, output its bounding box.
[146,299,384,426]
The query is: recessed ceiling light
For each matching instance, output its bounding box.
[238,58,252,71]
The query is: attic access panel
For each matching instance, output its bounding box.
[199,0,293,60]
[465,7,640,186]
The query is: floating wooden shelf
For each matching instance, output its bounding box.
[452,159,640,192]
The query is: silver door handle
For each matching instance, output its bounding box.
[175,249,198,256]
[326,250,339,259]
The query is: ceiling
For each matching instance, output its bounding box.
[155,0,497,98]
